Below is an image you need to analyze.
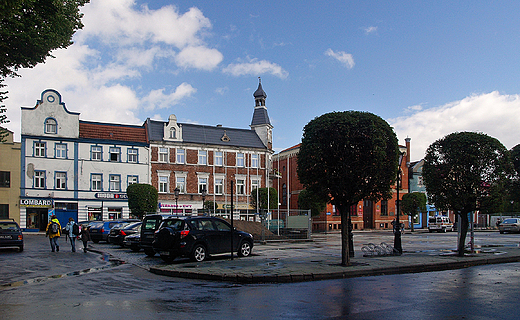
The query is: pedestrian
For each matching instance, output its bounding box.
[65,217,78,252]
[45,215,61,252]
[80,224,91,253]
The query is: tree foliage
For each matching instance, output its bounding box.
[400,192,427,232]
[0,0,89,140]
[422,132,513,256]
[127,184,158,219]
[250,188,278,211]
[297,111,399,265]
[298,189,327,217]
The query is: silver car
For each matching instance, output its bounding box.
[498,218,520,234]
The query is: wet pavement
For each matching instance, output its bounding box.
[91,230,520,283]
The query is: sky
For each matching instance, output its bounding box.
[4,0,520,161]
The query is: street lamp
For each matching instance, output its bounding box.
[393,151,405,255]
[201,188,207,215]
[174,187,180,214]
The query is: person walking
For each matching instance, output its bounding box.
[80,224,91,253]
[45,215,61,252]
[65,217,78,252]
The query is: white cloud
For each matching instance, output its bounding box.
[390,91,520,160]
[325,49,355,69]
[364,26,378,34]
[142,83,197,110]
[175,46,223,70]
[223,58,288,79]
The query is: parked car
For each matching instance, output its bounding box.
[428,216,454,233]
[498,218,520,234]
[108,222,141,246]
[89,219,139,243]
[0,219,23,252]
[152,216,254,263]
[123,231,141,252]
[141,214,174,257]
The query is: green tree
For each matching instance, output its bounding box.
[297,111,399,266]
[203,200,217,215]
[401,192,427,232]
[127,184,158,219]
[0,0,89,141]
[423,132,513,256]
[298,188,327,217]
[250,188,278,212]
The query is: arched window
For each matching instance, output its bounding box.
[45,118,57,134]
[170,127,176,139]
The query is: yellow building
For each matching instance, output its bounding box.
[0,128,21,223]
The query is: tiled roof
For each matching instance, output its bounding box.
[146,119,267,149]
[250,107,271,126]
[79,121,147,143]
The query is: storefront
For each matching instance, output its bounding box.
[20,198,53,231]
[159,203,193,215]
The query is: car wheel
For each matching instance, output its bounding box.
[443,228,447,233]
[237,241,252,257]
[160,254,175,263]
[428,229,433,233]
[18,245,24,252]
[144,249,155,257]
[191,244,207,262]
[500,231,504,234]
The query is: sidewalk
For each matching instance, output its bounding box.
[149,234,520,283]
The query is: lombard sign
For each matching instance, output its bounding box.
[20,198,53,208]
[95,193,128,199]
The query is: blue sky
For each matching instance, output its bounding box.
[4,0,520,160]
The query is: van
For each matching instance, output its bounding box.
[428,216,453,233]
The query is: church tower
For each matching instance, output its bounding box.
[250,78,273,151]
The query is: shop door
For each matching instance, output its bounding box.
[363,200,374,229]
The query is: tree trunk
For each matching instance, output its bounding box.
[457,212,469,257]
[340,204,350,266]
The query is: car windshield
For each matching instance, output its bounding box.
[0,222,19,231]
[503,218,518,224]
[124,222,141,230]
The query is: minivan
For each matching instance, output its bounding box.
[428,216,453,233]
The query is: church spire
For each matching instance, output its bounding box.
[250,78,273,150]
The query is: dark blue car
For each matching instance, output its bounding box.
[89,219,139,243]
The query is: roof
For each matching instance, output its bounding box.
[250,107,272,127]
[79,121,148,144]
[253,82,267,99]
[146,119,267,150]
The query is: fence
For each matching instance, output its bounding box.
[262,209,312,240]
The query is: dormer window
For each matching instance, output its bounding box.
[170,127,176,139]
[45,118,57,134]
[164,114,182,141]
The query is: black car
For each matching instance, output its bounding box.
[108,222,141,246]
[0,219,24,252]
[123,231,141,252]
[141,214,174,257]
[89,219,140,243]
[152,216,254,263]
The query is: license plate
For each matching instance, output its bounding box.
[0,235,11,239]
[160,251,169,256]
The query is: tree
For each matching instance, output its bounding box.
[401,192,427,232]
[298,189,327,217]
[297,111,399,266]
[127,184,158,220]
[203,200,217,215]
[423,132,513,256]
[0,0,90,140]
[250,188,278,212]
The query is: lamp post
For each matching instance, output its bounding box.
[201,188,207,215]
[393,151,405,255]
[174,187,180,214]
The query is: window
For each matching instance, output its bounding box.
[237,153,244,167]
[109,175,121,191]
[215,151,223,166]
[198,178,208,194]
[251,179,260,192]
[128,176,138,186]
[45,118,57,134]
[128,149,138,163]
[215,178,223,195]
[34,171,45,189]
[417,176,424,186]
[159,176,169,193]
[176,149,185,164]
[198,150,207,165]
[236,179,245,195]
[159,148,168,163]
[0,171,10,188]
[176,177,186,193]
[170,127,176,139]
[55,172,66,189]
[91,174,102,191]
[381,200,388,216]
[35,142,46,157]
[55,143,67,158]
[110,147,120,162]
[0,204,8,219]
[91,146,102,161]
[251,154,259,168]
[282,183,287,203]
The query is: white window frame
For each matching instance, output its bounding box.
[91,146,102,161]
[91,174,102,191]
[109,147,121,162]
[176,148,185,164]
[176,176,186,193]
[251,154,259,168]
[55,172,67,189]
[236,179,245,195]
[214,151,223,166]
[128,175,138,186]
[237,153,245,167]
[251,179,260,192]
[198,150,207,165]
[45,118,57,134]
[109,175,121,191]
[55,143,67,159]
[159,176,169,193]
[34,171,45,189]
[215,178,224,195]
[128,149,138,163]
[35,142,46,157]
[198,177,208,194]
[159,147,168,163]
